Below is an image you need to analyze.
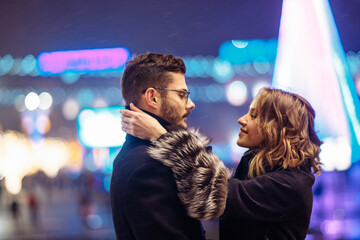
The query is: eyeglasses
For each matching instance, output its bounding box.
[142,87,191,103]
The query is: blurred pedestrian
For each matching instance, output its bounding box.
[27,192,39,228]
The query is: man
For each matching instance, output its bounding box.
[110,52,228,239]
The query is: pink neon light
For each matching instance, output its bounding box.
[37,47,130,74]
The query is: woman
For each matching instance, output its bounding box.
[120,87,322,240]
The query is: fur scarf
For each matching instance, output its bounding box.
[147,128,231,220]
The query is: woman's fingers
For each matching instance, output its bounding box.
[129,103,143,113]
[120,108,134,117]
[119,104,166,140]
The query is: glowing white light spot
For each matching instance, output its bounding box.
[0,131,32,194]
[320,220,343,235]
[33,139,69,178]
[226,80,248,106]
[5,176,22,195]
[39,92,53,110]
[25,92,40,111]
[78,108,126,148]
[62,99,80,121]
[320,137,351,171]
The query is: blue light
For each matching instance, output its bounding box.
[205,84,224,102]
[103,175,111,192]
[212,142,232,164]
[10,58,21,76]
[212,58,234,83]
[77,89,94,108]
[0,54,14,75]
[77,106,126,148]
[84,152,97,172]
[21,55,36,75]
[61,72,80,84]
[219,39,278,65]
[253,58,271,74]
[0,89,3,103]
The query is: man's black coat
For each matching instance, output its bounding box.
[110,113,205,240]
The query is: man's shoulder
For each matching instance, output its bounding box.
[114,140,170,173]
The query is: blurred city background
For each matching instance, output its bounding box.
[1,0,360,239]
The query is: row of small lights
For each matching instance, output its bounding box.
[1,80,271,121]
[1,51,359,80]
[0,54,273,82]
[2,74,359,109]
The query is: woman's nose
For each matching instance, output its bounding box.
[238,115,246,125]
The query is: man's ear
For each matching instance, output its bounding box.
[143,88,160,109]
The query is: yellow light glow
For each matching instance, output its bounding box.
[5,175,22,195]
[33,138,70,178]
[0,130,81,194]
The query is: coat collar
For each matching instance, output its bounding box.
[124,105,172,142]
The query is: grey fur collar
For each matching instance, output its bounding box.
[147,128,231,220]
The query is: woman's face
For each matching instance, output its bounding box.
[237,99,265,148]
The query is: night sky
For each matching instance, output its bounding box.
[2,0,358,57]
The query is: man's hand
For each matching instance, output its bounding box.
[120,103,167,141]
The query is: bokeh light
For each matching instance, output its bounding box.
[212,58,234,83]
[21,115,35,135]
[205,84,224,102]
[39,92,53,110]
[14,94,26,112]
[9,58,22,76]
[62,98,80,121]
[51,87,66,105]
[0,54,14,75]
[21,54,37,75]
[24,92,40,111]
[320,137,352,171]
[77,89,94,108]
[35,114,51,134]
[226,80,248,106]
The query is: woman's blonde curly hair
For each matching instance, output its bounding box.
[248,88,323,178]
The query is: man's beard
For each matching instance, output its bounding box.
[160,98,186,128]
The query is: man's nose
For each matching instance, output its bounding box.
[186,98,195,110]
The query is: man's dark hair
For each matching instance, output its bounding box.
[121,52,186,105]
